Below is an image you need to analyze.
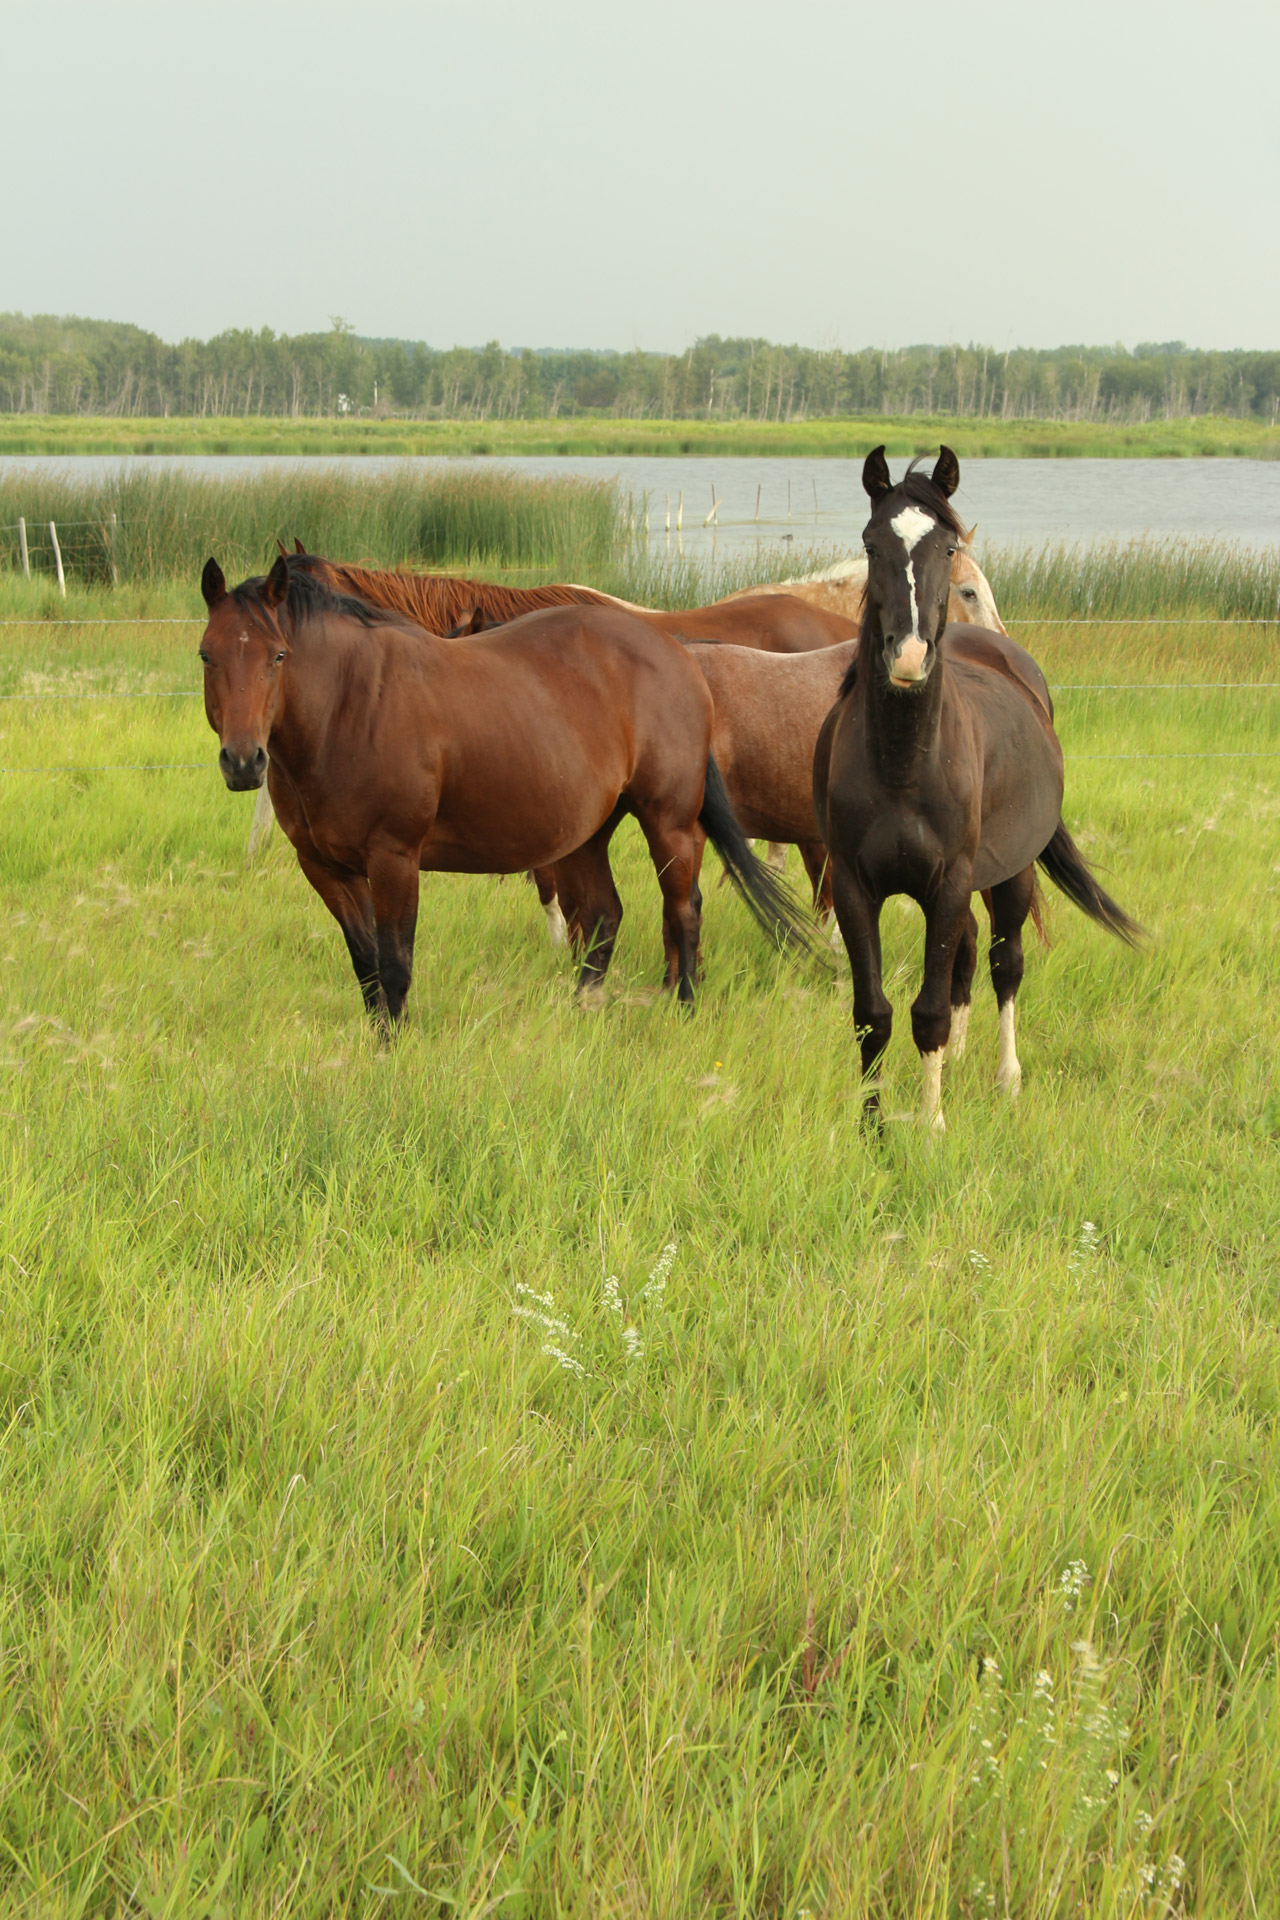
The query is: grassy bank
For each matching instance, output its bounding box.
[3,413,1280,460]
[0,597,1277,1915]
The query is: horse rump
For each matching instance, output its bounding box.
[699,756,816,954]
[1037,821,1143,946]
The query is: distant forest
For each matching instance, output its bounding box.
[3,312,1279,425]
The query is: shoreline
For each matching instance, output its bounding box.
[3,414,1279,461]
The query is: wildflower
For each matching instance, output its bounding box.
[603,1275,623,1315]
[1068,1219,1101,1273]
[968,1248,991,1273]
[1058,1559,1091,1610]
[542,1344,587,1377]
[643,1241,676,1300]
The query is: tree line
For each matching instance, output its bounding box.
[3,312,1278,424]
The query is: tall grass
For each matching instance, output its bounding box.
[0,602,1278,1914]
[0,464,622,586]
[981,536,1280,622]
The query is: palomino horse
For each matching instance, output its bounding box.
[813,447,1141,1132]
[716,538,1007,635]
[201,555,804,1022]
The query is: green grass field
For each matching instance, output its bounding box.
[4,413,1279,461]
[0,567,1278,1917]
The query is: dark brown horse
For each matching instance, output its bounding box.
[813,447,1141,1131]
[200,555,803,1023]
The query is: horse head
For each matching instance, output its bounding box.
[199,554,293,790]
[861,445,963,687]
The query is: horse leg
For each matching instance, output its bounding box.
[911,878,974,1132]
[765,842,788,875]
[946,904,980,1061]
[829,856,891,1127]
[987,865,1035,1097]
[530,865,569,948]
[366,846,422,1029]
[639,819,700,1007]
[554,829,623,1008]
[295,851,386,1021]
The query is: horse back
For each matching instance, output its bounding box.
[943,624,1054,722]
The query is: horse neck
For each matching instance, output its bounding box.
[269,615,420,773]
[855,606,947,783]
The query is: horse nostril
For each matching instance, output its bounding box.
[253,747,268,776]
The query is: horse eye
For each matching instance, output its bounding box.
[962,587,976,599]
[274,651,286,664]
[198,649,211,665]
[946,545,957,557]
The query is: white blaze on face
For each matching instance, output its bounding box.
[887,505,937,680]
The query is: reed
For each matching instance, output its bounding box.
[981,535,1280,622]
[0,463,622,586]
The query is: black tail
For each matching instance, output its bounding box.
[699,756,815,954]
[1037,821,1144,946]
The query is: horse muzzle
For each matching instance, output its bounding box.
[888,637,929,686]
[218,744,268,790]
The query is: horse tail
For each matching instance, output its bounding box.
[1036,821,1143,946]
[699,756,814,953]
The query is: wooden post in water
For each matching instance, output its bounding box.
[108,512,119,586]
[17,516,29,578]
[676,491,683,532]
[49,521,66,596]
[665,494,671,534]
[754,484,761,523]
[812,480,819,517]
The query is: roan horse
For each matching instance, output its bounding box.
[813,447,1141,1131]
[200,554,804,1023]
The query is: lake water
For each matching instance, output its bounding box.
[3,453,1279,559]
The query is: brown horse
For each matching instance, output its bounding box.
[200,554,803,1023]
[287,546,857,653]
[813,447,1141,1132]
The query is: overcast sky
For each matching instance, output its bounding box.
[4,0,1277,354]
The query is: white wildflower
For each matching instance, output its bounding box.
[643,1241,676,1300]
[1058,1559,1091,1610]
[541,1343,587,1377]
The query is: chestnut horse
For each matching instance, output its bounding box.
[201,555,804,1023]
[288,545,856,652]
[813,448,1141,1132]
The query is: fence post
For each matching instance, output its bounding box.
[17,517,30,579]
[49,521,66,597]
[755,484,761,523]
[108,512,119,587]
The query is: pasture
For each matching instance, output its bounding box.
[0,558,1278,1917]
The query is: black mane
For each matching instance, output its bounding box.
[231,557,397,630]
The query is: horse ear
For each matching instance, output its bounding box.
[262,554,290,607]
[201,558,226,608]
[276,538,289,558]
[962,521,977,547]
[862,445,892,502]
[294,537,307,554]
[932,445,960,497]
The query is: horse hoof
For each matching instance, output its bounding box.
[995,1065,1022,1098]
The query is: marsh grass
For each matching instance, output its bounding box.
[0,597,1278,1914]
[0,465,622,587]
[983,538,1280,624]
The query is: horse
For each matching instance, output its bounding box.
[715,536,1007,634]
[200,554,806,1023]
[812,446,1141,1132]
[285,545,858,654]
